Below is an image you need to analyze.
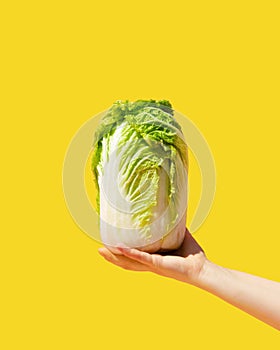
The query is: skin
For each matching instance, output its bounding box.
[98,228,280,331]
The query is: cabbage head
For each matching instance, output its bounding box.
[91,100,188,253]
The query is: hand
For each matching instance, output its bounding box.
[99,229,280,331]
[98,228,207,285]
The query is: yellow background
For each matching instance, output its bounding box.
[1,1,280,349]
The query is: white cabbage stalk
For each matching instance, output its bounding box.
[91,100,188,253]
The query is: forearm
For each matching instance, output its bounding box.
[195,260,280,330]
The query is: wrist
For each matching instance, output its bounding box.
[194,259,220,289]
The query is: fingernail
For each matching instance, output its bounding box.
[98,248,105,256]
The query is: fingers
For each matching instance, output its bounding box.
[98,247,117,262]
[116,246,162,269]
[115,247,188,279]
[98,246,190,282]
[98,247,148,271]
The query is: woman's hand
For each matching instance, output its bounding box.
[99,229,280,330]
[98,228,207,285]
[98,228,280,330]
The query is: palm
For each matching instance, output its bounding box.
[149,228,206,282]
[98,228,206,284]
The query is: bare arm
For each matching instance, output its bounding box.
[197,260,280,330]
[98,229,280,331]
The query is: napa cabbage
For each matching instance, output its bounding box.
[91,100,188,253]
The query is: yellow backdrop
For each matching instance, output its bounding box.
[1,1,280,349]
